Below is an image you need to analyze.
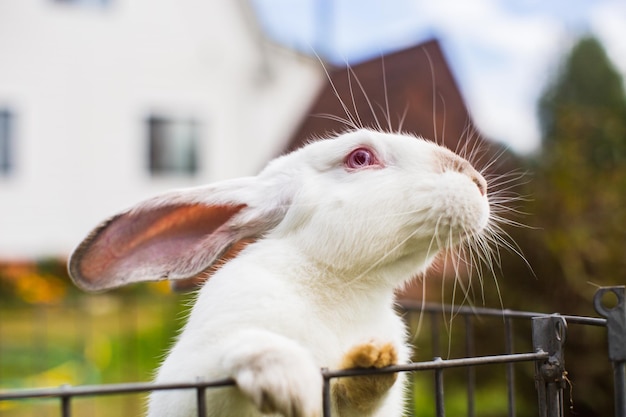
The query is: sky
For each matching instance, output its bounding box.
[250,0,626,154]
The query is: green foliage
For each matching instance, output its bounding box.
[539,37,626,168]
[0,259,196,417]
[492,35,626,417]
[528,36,626,301]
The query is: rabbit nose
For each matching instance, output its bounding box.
[463,163,487,196]
[438,151,488,196]
[470,170,487,196]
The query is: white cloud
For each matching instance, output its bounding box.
[411,0,568,153]
[591,1,626,80]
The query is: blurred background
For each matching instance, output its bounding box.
[1,0,625,416]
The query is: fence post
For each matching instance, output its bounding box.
[505,316,516,417]
[434,358,445,417]
[594,286,626,417]
[60,384,72,417]
[322,368,332,417]
[196,386,207,417]
[532,315,567,417]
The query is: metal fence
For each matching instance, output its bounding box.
[1,286,624,417]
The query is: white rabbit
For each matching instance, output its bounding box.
[68,129,490,417]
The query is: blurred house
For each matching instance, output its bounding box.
[0,0,323,259]
[0,0,508,265]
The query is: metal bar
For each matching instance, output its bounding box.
[400,302,606,327]
[594,286,626,417]
[614,361,626,417]
[464,315,475,417]
[61,394,71,417]
[536,373,547,417]
[196,385,207,417]
[322,368,332,417]
[323,352,548,378]
[505,316,516,417]
[532,315,567,417]
[0,379,235,401]
[434,358,445,417]
[546,383,563,417]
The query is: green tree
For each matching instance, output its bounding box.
[531,36,626,300]
[540,38,626,168]
[496,36,626,417]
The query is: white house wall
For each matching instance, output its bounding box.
[0,0,323,259]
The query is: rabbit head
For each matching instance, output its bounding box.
[69,129,489,292]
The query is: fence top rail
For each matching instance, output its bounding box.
[0,351,549,402]
[323,351,549,379]
[399,301,607,327]
[0,379,235,401]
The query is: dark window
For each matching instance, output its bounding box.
[0,109,13,176]
[147,115,199,176]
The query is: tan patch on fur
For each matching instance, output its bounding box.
[333,342,398,412]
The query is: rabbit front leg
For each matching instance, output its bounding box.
[220,329,323,417]
[332,341,401,416]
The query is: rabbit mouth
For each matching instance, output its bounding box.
[426,202,490,250]
[429,225,481,251]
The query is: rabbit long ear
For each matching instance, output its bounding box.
[68,181,287,292]
[168,238,254,292]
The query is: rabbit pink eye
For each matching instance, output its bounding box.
[344,147,381,170]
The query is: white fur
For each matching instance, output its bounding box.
[69,129,490,417]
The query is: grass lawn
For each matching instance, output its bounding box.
[1,288,536,417]
[1,289,190,417]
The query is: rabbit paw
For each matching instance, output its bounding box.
[333,341,398,412]
[234,349,322,417]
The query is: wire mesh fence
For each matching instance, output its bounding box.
[1,286,624,417]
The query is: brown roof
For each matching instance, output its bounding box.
[284,38,485,154]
